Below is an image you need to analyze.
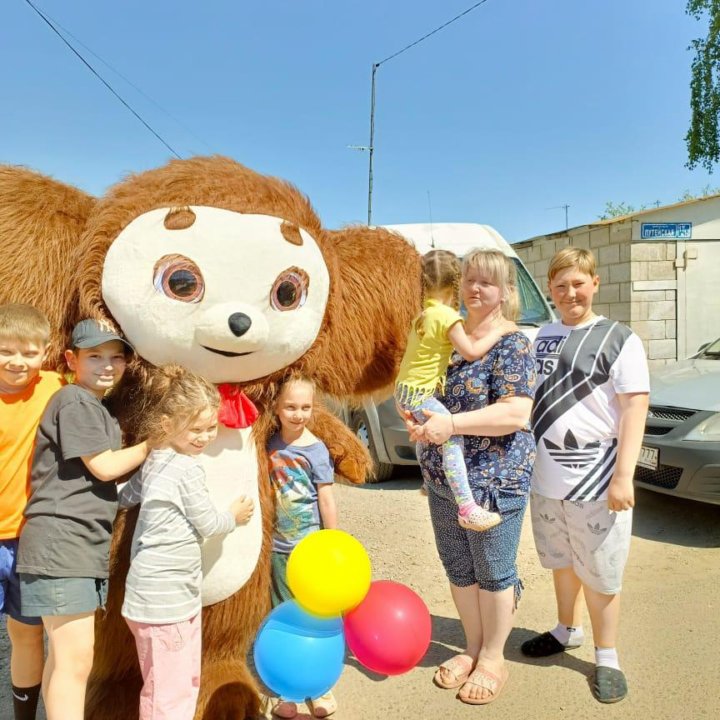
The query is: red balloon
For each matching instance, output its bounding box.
[343,580,431,675]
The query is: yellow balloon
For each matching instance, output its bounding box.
[287,529,372,617]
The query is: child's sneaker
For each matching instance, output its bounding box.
[458,503,501,532]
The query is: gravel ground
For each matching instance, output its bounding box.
[2,478,719,720]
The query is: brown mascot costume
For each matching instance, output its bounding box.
[0,156,421,719]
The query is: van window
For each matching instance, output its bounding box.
[512,259,553,326]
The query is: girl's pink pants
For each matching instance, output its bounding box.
[125,613,201,720]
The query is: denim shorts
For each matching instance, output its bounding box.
[0,539,42,625]
[427,480,528,604]
[19,573,108,617]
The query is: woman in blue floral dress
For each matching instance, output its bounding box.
[409,249,536,706]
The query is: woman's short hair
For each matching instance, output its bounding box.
[547,247,597,284]
[461,249,520,321]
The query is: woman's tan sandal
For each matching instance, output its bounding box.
[458,665,509,705]
[433,654,475,689]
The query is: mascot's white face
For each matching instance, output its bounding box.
[101,206,331,606]
[101,207,330,382]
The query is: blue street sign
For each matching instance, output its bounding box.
[640,222,692,240]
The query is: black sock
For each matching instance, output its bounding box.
[12,684,41,720]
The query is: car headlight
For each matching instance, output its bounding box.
[684,412,720,441]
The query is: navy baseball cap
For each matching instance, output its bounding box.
[71,319,134,351]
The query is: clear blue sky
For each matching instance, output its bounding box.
[1,0,716,242]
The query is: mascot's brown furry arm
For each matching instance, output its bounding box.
[0,156,421,720]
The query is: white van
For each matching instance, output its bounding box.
[347,223,554,481]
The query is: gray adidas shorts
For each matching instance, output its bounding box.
[529,492,632,595]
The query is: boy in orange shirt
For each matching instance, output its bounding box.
[0,304,63,720]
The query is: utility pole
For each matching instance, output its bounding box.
[367,63,378,226]
[347,63,378,225]
[348,2,492,226]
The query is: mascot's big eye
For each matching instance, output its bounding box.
[153,255,205,303]
[270,268,309,311]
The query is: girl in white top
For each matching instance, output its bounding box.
[118,364,254,720]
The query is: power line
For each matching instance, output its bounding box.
[22,0,182,158]
[377,0,492,67]
[359,1,494,224]
[42,12,214,154]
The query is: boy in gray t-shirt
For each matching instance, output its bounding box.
[17,320,149,720]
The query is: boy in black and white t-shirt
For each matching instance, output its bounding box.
[522,248,649,704]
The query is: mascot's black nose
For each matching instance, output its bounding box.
[228,313,252,337]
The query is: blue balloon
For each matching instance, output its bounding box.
[253,600,345,702]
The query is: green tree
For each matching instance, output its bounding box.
[598,187,720,220]
[677,184,720,200]
[686,0,720,171]
[598,201,644,220]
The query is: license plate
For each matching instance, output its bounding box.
[637,445,659,471]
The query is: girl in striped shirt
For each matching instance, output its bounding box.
[118,365,254,720]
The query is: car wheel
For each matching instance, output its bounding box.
[351,411,394,483]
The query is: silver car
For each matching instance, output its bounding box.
[635,338,720,505]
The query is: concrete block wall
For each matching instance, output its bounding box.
[514,224,677,369]
[629,241,677,369]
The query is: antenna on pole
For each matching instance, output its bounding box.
[546,204,570,230]
[367,63,378,226]
[347,63,378,226]
[347,2,493,226]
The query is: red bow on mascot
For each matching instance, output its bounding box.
[0,157,421,720]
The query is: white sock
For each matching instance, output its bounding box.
[549,622,585,647]
[595,647,620,670]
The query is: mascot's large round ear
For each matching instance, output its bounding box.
[0,165,96,367]
[301,225,421,397]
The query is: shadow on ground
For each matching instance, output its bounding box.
[354,477,720,545]
[631,487,720,548]
[343,614,594,686]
